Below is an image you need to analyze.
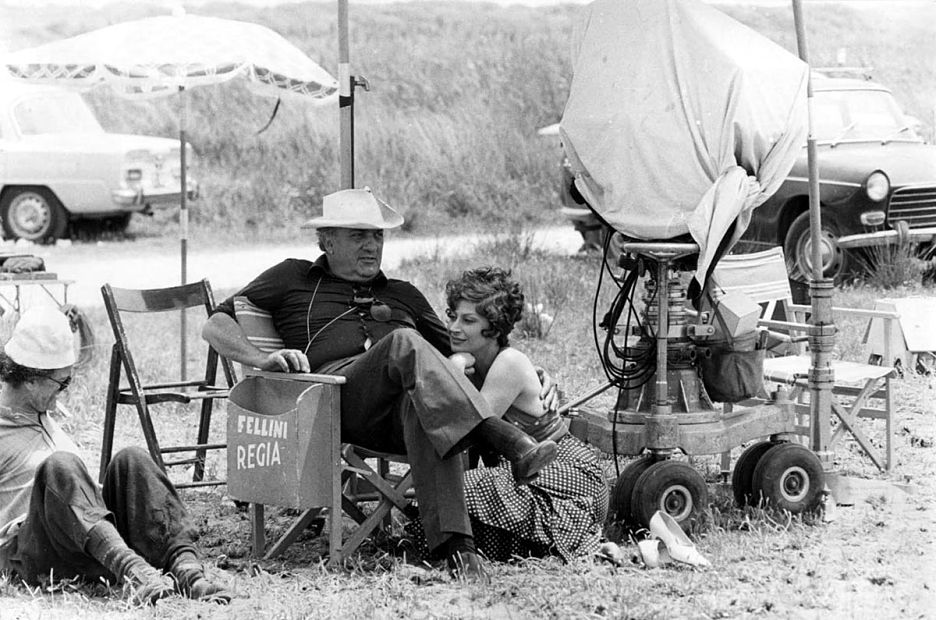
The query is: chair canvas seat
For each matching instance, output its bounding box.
[764,355,895,385]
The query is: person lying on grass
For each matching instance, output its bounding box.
[203,187,560,582]
[441,267,608,562]
[0,307,232,605]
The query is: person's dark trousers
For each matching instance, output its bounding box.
[336,328,494,552]
[5,447,198,585]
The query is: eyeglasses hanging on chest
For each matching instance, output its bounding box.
[352,286,391,349]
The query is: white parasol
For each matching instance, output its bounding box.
[3,8,339,376]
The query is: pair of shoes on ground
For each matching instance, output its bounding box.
[511,440,558,484]
[637,511,711,569]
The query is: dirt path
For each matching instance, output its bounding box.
[0,226,582,309]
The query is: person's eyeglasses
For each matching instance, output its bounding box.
[351,289,391,322]
[45,375,72,392]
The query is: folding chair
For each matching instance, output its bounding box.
[100,280,236,487]
[711,247,899,471]
[229,297,414,564]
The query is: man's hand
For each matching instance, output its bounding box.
[261,349,311,373]
[535,366,560,413]
[449,352,476,376]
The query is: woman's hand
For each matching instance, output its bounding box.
[535,366,560,413]
[449,352,476,376]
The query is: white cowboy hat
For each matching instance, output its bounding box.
[4,306,76,369]
[302,187,404,230]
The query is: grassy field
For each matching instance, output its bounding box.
[1,1,935,617]
[0,239,933,619]
[2,1,935,242]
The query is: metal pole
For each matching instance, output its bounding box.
[792,0,834,468]
[338,0,353,189]
[179,85,188,381]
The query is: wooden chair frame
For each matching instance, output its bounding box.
[711,247,899,471]
[100,279,236,486]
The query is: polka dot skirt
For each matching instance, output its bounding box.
[463,433,609,563]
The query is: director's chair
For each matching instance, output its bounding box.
[711,247,898,471]
[229,297,415,564]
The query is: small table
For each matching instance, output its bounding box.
[0,272,73,314]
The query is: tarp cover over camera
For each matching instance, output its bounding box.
[560,0,809,286]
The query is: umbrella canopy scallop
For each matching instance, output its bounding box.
[3,12,338,101]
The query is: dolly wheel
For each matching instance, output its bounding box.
[731,441,778,507]
[630,460,708,529]
[751,443,824,513]
[609,455,655,524]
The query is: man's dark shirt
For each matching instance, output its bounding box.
[215,256,452,372]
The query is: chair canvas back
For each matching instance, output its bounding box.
[710,247,796,323]
[234,297,286,353]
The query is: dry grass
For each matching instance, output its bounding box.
[2,240,934,618]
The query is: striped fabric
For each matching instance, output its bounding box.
[233,296,285,353]
[710,247,793,304]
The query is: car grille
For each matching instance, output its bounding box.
[888,186,936,228]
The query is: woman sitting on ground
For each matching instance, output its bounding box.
[445,266,609,562]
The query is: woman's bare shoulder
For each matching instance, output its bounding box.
[491,347,538,377]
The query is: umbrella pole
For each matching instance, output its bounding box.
[792,0,834,469]
[180,85,188,381]
[338,0,353,189]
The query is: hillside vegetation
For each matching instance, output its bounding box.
[2,1,934,240]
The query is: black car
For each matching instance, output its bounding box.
[741,76,936,282]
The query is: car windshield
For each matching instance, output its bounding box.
[13,92,105,135]
[813,88,920,144]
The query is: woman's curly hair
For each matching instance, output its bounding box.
[0,352,55,388]
[445,267,525,347]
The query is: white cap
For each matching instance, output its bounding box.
[4,307,76,369]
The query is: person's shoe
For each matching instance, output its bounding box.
[648,511,710,568]
[85,521,174,605]
[169,553,233,604]
[511,439,558,483]
[446,550,490,584]
[122,562,176,605]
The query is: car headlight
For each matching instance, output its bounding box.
[865,171,890,202]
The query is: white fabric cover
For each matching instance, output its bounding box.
[2,13,337,102]
[560,0,808,283]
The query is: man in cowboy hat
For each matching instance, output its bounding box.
[0,307,232,605]
[203,187,558,580]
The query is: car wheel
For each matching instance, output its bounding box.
[0,187,68,243]
[783,211,852,283]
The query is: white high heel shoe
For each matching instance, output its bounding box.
[648,511,711,568]
[636,538,673,569]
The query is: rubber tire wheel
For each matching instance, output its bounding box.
[751,443,824,513]
[783,211,851,284]
[609,455,655,523]
[630,460,708,529]
[0,187,66,242]
[0,187,68,243]
[731,441,778,507]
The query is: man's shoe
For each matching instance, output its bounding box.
[169,552,234,603]
[511,439,558,483]
[447,550,490,584]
